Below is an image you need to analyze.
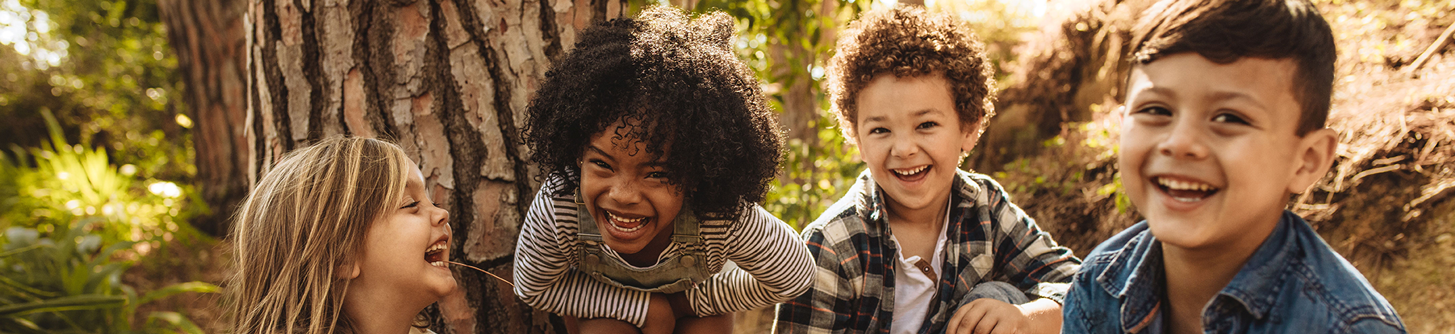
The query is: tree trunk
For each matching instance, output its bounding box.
[242,0,625,332]
[159,0,250,237]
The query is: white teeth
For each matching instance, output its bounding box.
[425,242,448,267]
[1157,177,1215,191]
[607,212,644,223]
[892,165,928,176]
[606,212,645,232]
[1172,196,1204,203]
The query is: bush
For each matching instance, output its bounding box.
[0,224,217,333]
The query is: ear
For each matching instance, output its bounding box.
[1287,128,1338,193]
[338,261,361,280]
[960,119,984,154]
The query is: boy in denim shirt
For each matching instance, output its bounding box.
[1060,0,1406,333]
[776,5,1081,334]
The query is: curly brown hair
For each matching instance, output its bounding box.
[827,5,996,133]
[524,6,784,219]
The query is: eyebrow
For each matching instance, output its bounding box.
[862,109,940,123]
[1207,91,1267,111]
[587,144,668,166]
[586,145,614,160]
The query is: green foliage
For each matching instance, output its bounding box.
[689,0,870,229]
[0,0,192,184]
[766,118,865,229]
[1,109,198,245]
[0,224,217,333]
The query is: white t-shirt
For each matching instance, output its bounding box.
[888,205,951,334]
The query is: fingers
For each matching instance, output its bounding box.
[948,299,990,334]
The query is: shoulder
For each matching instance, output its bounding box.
[1077,222,1154,292]
[1282,220,1405,331]
[802,173,874,238]
[798,174,877,263]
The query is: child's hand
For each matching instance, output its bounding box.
[946,299,1031,334]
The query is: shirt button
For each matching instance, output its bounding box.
[681,255,696,267]
[585,254,600,266]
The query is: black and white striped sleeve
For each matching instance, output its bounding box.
[512,183,653,327]
[686,204,815,316]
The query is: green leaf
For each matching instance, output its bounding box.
[0,274,56,299]
[0,294,126,317]
[145,311,205,334]
[137,281,219,306]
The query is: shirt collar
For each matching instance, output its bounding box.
[1094,225,1164,333]
[1095,211,1301,332]
[856,169,982,233]
[1216,211,1298,319]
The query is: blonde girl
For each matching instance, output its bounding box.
[227,137,455,334]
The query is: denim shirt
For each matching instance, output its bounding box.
[1062,211,1406,334]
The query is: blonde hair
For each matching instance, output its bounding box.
[227,137,411,334]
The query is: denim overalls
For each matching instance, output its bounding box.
[574,199,714,294]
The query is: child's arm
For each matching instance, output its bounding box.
[512,185,655,328]
[979,178,1081,300]
[684,205,815,316]
[774,224,857,334]
[947,297,1061,334]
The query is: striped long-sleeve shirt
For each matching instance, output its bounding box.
[513,174,815,327]
[775,169,1082,334]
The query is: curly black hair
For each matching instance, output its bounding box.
[524,6,784,219]
[826,5,995,133]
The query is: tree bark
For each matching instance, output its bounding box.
[241,0,625,332]
[159,0,250,237]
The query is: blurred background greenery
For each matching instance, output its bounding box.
[1,0,1452,332]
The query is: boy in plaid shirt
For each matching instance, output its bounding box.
[775,5,1080,334]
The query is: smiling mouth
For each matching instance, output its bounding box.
[1154,176,1220,203]
[891,165,930,180]
[424,241,448,267]
[606,211,647,232]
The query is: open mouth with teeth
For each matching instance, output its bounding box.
[891,165,931,182]
[424,241,448,267]
[1154,176,1220,203]
[606,212,647,232]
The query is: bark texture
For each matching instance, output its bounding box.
[159,0,250,237]
[242,0,625,332]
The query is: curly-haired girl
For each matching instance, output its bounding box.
[228,137,454,334]
[511,6,813,334]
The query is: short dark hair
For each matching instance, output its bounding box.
[524,6,784,219]
[826,5,995,133]
[1131,0,1336,136]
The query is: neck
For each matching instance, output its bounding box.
[1159,219,1276,334]
[343,281,427,334]
[885,196,950,230]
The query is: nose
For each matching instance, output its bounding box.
[1157,118,1209,160]
[890,135,920,159]
[606,179,645,206]
[431,205,449,227]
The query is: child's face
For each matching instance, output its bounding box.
[356,159,456,301]
[579,120,684,255]
[852,74,979,217]
[1120,53,1335,252]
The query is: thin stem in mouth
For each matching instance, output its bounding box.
[449,261,515,288]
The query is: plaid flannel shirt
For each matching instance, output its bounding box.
[775,169,1081,334]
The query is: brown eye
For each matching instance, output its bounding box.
[1212,113,1249,125]
[1136,106,1171,116]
